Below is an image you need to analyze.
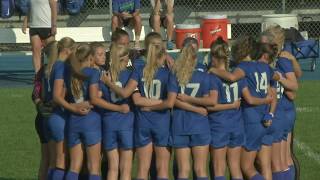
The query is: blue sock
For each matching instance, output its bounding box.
[250,173,264,180]
[288,165,295,180]
[214,176,226,180]
[89,174,101,180]
[272,171,283,180]
[196,177,209,180]
[47,168,54,180]
[65,171,79,180]
[51,168,65,180]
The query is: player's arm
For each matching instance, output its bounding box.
[53,80,90,115]
[49,0,57,35]
[242,87,272,105]
[142,92,177,111]
[132,92,163,107]
[278,72,298,91]
[207,100,240,112]
[280,51,302,78]
[166,0,174,14]
[103,77,138,98]
[90,84,129,113]
[268,87,277,114]
[209,68,245,82]
[284,90,296,101]
[175,99,208,116]
[176,90,217,106]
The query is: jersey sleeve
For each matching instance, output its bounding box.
[112,0,119,13]
[130,67,141,83]
[238,78,248,92]
[167,72,179,93]
[278,57,294,73]
[89,69,100,85]
[53,61,65,80]
[208,74,219,91]
[235,63,247,76]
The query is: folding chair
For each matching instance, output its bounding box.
[284,39,319,71]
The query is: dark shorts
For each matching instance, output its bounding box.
[29,28,52,40]
[35,113,49,144]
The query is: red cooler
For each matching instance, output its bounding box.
[202,15,228,48]
[175,24,201,49]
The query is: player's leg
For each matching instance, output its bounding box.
[48,140,56,179]
[86,143,102,179]
[154,146,171,179]
[175,147,191,179]
[212,147,227,180]
[165,0,174,49]
[241,149,262,180]
[271,141,285,180]
[192,145,209,180]
[136,143,153,180]
[257,145,272,180]
[152,13,161,33]
[39,143,50,180]
[227,146,243,180]
[65,143,84,180]
[119,149,133,180]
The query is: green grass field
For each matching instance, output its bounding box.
[0,81,320,180]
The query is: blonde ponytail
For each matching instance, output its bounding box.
[109,44,129,82]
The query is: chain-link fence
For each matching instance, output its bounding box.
[1,0,320,51]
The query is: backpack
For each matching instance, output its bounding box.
[1,0,15,18]
[15,0,29,16]
[65,0,84,15]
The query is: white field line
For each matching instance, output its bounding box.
[295,106,320,113]
[294,139,320,165]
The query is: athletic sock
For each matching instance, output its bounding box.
[272,171,284,180]
[214,176,226,180]
[196,177,209,180]
[288,165,295,180]
[250,173,264,180]
[51,168,65,180]
[47,168,54,180]
[65,171,79,180]
[89,174,101,180]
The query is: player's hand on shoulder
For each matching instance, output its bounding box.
[101,71,112,84]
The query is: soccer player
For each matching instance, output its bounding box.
[103,32,176,180]
[112,0,142,48]
[63,43,102,180]
[149,0,175,49]
[45,37,81,180]
[22,0,58,73]
[169,37,216,180]
[209,36,278,180]
[207,37,273,180]
[262,25,300,180]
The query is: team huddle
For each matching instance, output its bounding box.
[32,25,300,180]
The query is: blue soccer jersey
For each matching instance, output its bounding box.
[208,75,247,131]
[236,61,274,123]
[112,0,140,14]
[100,68,134,131]
[275,57,295,110]
[48,60,66,103]
[130,65,174,130]
[170,70,212,135]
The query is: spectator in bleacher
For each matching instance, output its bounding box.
[111,0,142,49]
[149,0,175,50]
[22,0,58,73]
